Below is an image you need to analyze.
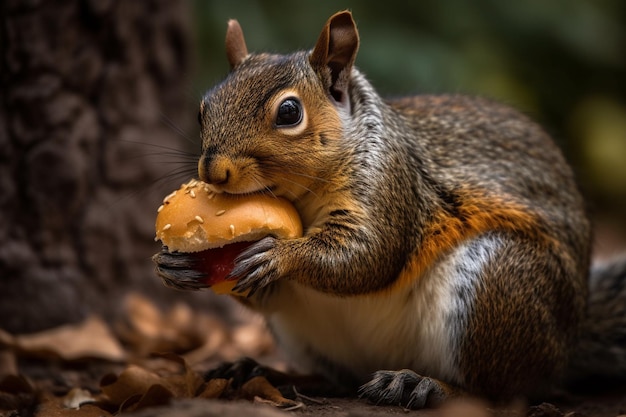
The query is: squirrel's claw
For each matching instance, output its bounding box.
[359,369,455,409]
[152,248,209,291]
[229,236,281,296]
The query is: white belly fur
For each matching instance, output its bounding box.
[258,233,502,385]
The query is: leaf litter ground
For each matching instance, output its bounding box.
[1,293,625,417]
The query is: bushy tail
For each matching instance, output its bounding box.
[566,255,626,384]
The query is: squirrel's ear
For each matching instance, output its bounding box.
[225,19,248,69]
[310,11,359,105]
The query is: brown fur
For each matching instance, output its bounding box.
[461,233,583,399]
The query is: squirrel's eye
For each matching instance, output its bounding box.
[275,98,302,127]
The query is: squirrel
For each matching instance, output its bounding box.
[154,11,626,408]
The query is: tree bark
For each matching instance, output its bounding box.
[0,0,194,332]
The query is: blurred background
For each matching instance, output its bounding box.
[1,0,624,333]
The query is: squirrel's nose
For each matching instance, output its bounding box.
[198,154,232,185]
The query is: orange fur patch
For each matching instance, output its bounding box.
[391,192,557,291]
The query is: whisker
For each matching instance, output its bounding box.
[130,154,198,163]
[144,159,197,165]
[252,176,278,200]
[286,170,331,184]
[159,112,198,145]
[259,156,332,185]
[107,137,200,209]
[108,166,195,208]
[278,175,321,200]
[119,139,199,156]
[117,152,198,163]
[262,151,330,183]
[156,166,198,181]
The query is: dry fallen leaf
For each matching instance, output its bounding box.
[99,353,207,412]
[115,293,275,366]
[116,293,228,360]
[119,383,173,413]
[180,314,229,365]
[218,317,276,363]
[197,378,230,399]
[100,365,165,406]
[35,392,113,417]
[151,352,205,398]
[241,376,300,409]
[62,388,96,409]
[0,316,125,362]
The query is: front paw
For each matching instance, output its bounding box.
[228,236,288,296]
[359,369,456,409]
[152,247,209,291]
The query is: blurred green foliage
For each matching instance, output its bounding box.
[191,0,626,229]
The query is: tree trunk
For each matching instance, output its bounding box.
[0,0,195,333]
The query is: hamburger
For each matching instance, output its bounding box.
[154,179,303,294]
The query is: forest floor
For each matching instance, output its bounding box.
[1,292,625,417]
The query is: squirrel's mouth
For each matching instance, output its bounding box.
[211,184,279,198]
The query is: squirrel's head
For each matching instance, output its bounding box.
[197,11,359,199]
